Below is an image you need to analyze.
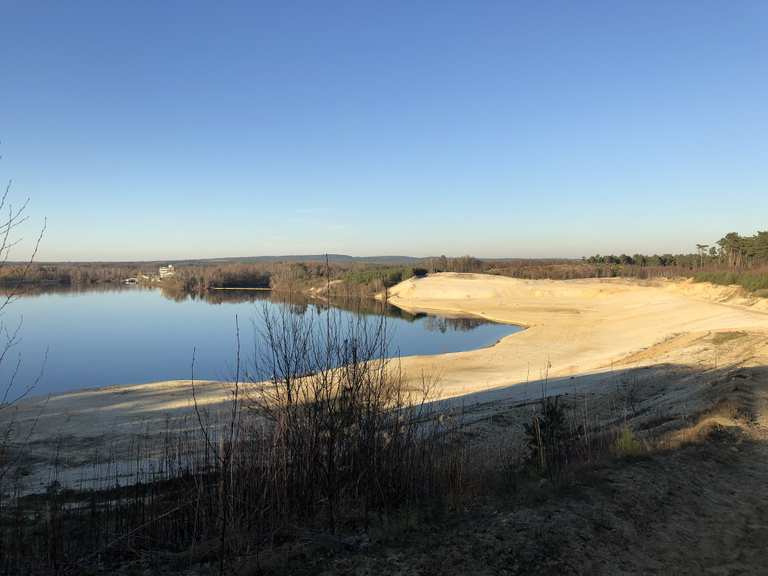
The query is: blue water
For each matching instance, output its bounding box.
[0,288,521,396]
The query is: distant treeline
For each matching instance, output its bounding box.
[586,254,702,267]
[579,231,768,294]
[713,231,768,268]
[0,263,149,287]
[3,231,767,296]
[0,255,575,293]
[586,231,768,269]
[153,255,485,298]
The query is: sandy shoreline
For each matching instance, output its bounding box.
[386,273,768,400]
[4,273,768,491]
[10,273,768,429]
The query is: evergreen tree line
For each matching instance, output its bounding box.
[586,230,768,270]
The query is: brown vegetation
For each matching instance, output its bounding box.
[0,304,474,574]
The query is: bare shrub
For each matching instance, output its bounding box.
[524,396,574,479]
[0,178,48,572]
[245,303,457,530]
[176,302,469,574]
[0,181,46,478]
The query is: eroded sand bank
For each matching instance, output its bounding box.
[387,273,768,399]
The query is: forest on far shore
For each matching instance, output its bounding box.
[1,230,766,297]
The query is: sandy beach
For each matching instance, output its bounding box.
[387,273,768,399]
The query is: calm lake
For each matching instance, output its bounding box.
[0,287,521,397]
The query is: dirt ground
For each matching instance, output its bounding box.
[294,331,768,575]
[309,434,768,576]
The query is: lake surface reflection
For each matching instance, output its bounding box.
[0,287,521,396]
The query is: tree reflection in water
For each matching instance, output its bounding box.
[159,287,494,332]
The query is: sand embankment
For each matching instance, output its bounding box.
[388,273,768,399]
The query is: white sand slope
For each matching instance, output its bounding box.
[388,273,768,400]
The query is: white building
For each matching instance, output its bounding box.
[159,264,176,279]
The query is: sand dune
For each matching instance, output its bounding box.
[388,273,768,400]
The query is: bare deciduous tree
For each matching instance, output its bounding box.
[0,177,47,491]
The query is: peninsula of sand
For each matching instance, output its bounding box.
[5,272,768,492]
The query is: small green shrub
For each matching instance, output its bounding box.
[343,266,420,288]
[524,396,572,478]
[614,426,643,457]
[694,271,768,293]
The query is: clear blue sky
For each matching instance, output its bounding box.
[2,1,766,261]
